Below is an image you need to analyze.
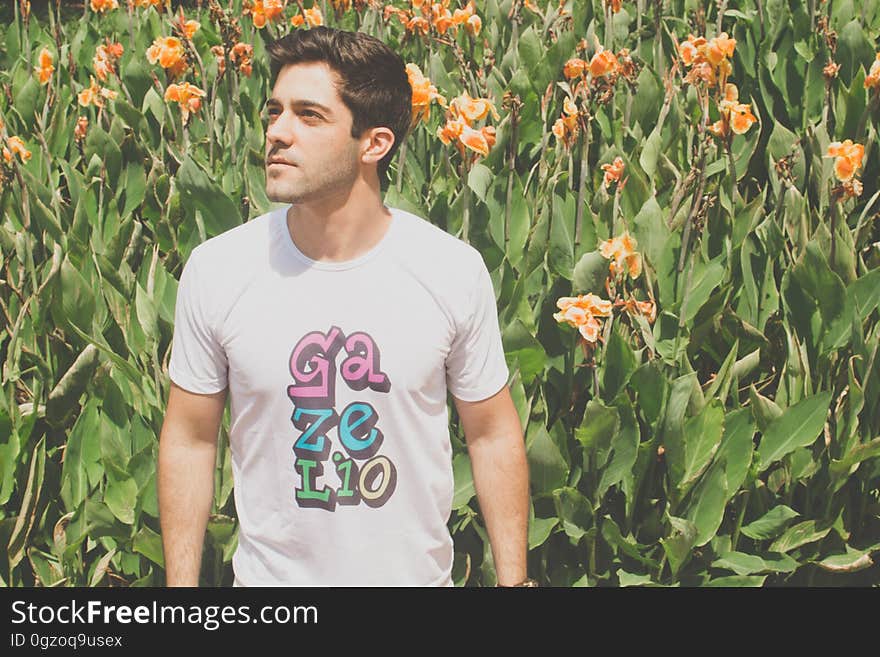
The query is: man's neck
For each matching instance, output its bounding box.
[285,185,392,263]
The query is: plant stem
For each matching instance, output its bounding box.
[730,489,750,551]
[575,116,591,247]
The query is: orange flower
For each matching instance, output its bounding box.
[182,19,200,39]
[600,156,625,188]
[94,42,123,82]
[603,0,622,12]
[164,82,206,123]
[35,47,54,85]
[589,49,619,78]
[554,294,614,343]
[465,14,481,36]
[564,58,588,80]
[679,32,735,87]
[459,123,493,156]
[211,45,227,75]
[448,91,500,124]
[146,36,186,77]
[134,0,164,8]
[77,75,118,108]
[866,53,880,89]
[407,16,430,36]
[304,6,324,26]
[2,136,31,164]
[552,96,580,149]
[437,116,466,146]
[599,231,642,279]
[620,297,657,323]
[74,116,89,142]
[407,63,447,127]
[230,42,254,77]
[711,83,757,137]
[90,0,119,12]
[826,140,865,182]
[248,0,286,28]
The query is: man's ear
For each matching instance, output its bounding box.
[360,127,396,165]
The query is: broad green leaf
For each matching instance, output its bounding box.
[748,384,783,433]
[572,250,609,295]
[618,570,655,587]
[526,424,569,495]
[712,551,768,576]
[133,525,165,568]
[466,163,493,203]
[553,487,593,542]
[59,256,96,332]
[661,372,700,489]
[829,437,880,481]
[451,453,475,510]
[7,438,46,570]
[104,477,138,525]
[596,394,639,499]
[705,575,766,586]
[502,319,547,384]
[816,550,874,574]
[757,391,833,471]
[660,515,697,579]
[528,516,558,550]
[682,256,725,324]
[548,193,574,280]
[602,323,637,403]
[770,520,831,553]
[741,505,800,541]
[575,399,619,460]
[686,463,728,547]
[176,155,241,237]
[679,399,725,490]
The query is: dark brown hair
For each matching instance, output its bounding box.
[266,27,412,190]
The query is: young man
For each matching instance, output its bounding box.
[158,27,530,586]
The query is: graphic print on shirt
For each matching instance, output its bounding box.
[286,325,395,511]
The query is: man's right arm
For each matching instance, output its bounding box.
[158,381,228,586]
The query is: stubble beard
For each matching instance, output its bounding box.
[266,147,361,205]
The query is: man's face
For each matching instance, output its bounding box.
[264,62,364,204]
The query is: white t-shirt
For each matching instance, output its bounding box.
[167,204,510,586]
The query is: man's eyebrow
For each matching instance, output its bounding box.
[265,98,333,114]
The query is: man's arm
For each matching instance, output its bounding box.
[158,382,228,586]
[453,385,529,586]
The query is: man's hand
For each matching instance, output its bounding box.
[158,382,227,586]
[453,385,529,586]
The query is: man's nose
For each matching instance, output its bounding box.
[266,111,293,146]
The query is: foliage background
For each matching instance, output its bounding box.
[1,0,879,586]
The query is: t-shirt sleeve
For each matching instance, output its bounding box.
[167,248,229,394]
[445,255,510,402]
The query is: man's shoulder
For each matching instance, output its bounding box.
[189,207,278,267]
[389,207,483,270]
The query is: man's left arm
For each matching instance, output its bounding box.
[454,386,529,586]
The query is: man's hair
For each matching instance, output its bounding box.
[266,27,412,191]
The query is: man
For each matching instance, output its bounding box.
[158,26,530,586]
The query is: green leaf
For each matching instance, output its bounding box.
[526,425,569,495]
[502,320,547,384]
[849,268,880,321]
[682,256,725,324]
[572,251,609,295]
[59,256,96,332]
[686,463,728,547]
[104,476,138,525]
[770,520,831,553]
[176,155,241,237]
[596,394,639,499]
[829,437,880,481]
[15,76,39,131]
[748,383,783,433]
[575,399,619,458]
[660,515,697,579]
[705,575,766,586]
[84,125,123,188]
[528,516,558,550]
[712,551,769,576]
[816,550,874,573]
[553,487,593,542]
[602,323,637,402]
[451,453,475,510]
[618,570,655,587]
[7,438,46,570]
[756,391,833,472]
[639,126,662,180]
[679,399,725,490]
[133,525,165,568]
[548,193,574,280]
[121,163,147,218]
[135,282,158,341]
[741,505,800,541]
[466,163,493,203]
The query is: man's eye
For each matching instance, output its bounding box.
[301,110,320,118]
